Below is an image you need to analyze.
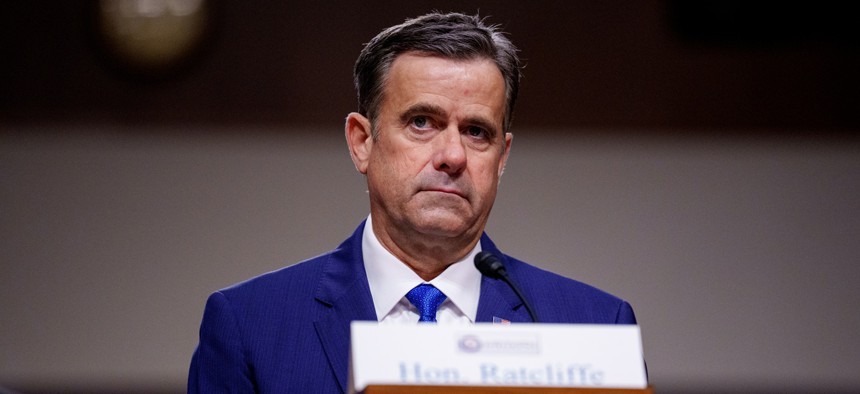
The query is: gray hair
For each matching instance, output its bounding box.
[354,12,522,135]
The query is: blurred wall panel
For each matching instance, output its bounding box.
[1,126,859,393]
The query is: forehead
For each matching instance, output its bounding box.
[386,53,503,90]
[381,53,506,118]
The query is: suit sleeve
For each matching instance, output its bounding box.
[614,300,638,324]
[188,291,256,393]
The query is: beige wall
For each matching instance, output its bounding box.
[2,126,859,392]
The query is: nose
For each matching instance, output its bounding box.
[432,127,467,175]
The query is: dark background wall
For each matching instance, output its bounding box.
[3,1,859,133]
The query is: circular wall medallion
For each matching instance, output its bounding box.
[95,0,212,78]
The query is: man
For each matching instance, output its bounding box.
[189,12,637,393]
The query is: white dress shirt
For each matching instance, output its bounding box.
[362,215,482,325]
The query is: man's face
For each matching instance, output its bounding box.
[353,53,512,245]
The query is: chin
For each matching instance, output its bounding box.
[410,214,473,238]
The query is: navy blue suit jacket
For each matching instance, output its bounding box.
[189,221,637,393]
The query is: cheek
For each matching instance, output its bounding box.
[474,152,503,175]
[471,161,502,196]
[393,144,434,175]
[370,144,423,192]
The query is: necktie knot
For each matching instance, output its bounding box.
[405,284,447,323]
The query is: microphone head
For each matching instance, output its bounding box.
[474,251,507,279]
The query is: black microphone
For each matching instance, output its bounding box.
[474,251,539,322]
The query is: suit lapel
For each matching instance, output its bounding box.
[313,222,377,393]
[311,227,530,391]
[475,235,533,323]
[475,275,532,323]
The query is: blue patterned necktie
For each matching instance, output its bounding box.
[405,284,447,323]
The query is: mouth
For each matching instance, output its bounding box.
[422,187,467,199]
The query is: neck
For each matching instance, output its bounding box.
[370,217,480,281]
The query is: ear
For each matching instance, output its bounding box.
[345,112,374,174]
[498,132,513,177]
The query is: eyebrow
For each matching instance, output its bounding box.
[398,103,446,125]
[399,103,501,138]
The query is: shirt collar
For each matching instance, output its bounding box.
[362,215,482,322]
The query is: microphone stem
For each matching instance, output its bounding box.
[500,274,539,323]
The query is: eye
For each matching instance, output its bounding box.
[411,116,430,129]
[465,126,488,139]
